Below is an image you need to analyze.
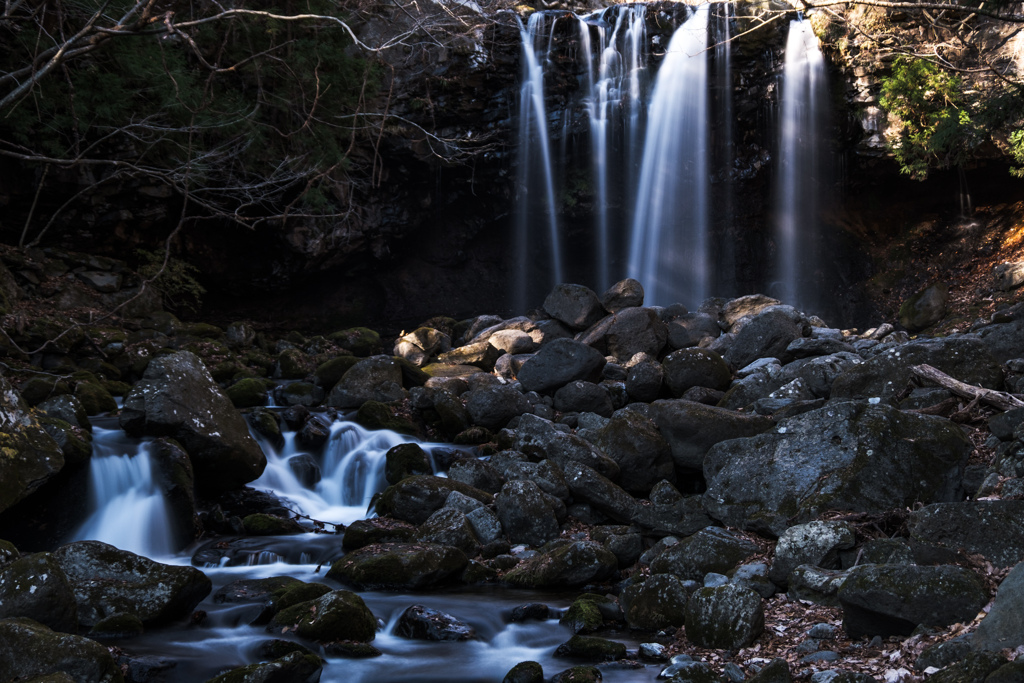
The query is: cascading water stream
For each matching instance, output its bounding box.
[773,18,827,310]
[515,13,564,312]
[627,5,710,308]
[73,427,175,558]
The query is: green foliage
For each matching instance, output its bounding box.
[1010,130,1024,178]
[136,249,206,314]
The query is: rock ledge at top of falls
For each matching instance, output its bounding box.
[119,350,266,492]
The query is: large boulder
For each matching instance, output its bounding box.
[703,402,971,536]
[52,541,211,628]
[974,318,1024,363]
[513,414,619,479]
[666,312,722,349]
[908,501,1024,568]
[685,584,764,650]
[205,652,322,683]
[631,481,714,538]
[119,351,265,491]
[326,543,467,590]
[0,553,78,632]
[768,521,856,587]
[576,307,668,361]
[838,564,988,638]
[722,307,806,370]
[503,541,618,588]
[662,348,732,397]
[544,284,605,330]
[561,461,638,523]
[899,283,949,332]
[830,336,1004,401]
[465,384,532,430]
[587,411,675,495]
[972,561,1024,652]
[0,617,124,683]
[326,355,406,408]
[375,475,492,525]
[516,339,607,394]
[621,574,691,630]
[269,589,377,642]
[494,480,562,547]
[650,400,773,472]
[649,527,759,582]
[395,604,475,641]
[0,377,65,514]
[600,278,645,312]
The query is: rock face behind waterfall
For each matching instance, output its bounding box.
[119,351,266,492]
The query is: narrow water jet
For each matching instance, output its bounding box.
[773,18,827,310]
[628,5,710,308]
[514,13,564,312]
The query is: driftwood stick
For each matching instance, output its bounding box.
[911,364,1024,412]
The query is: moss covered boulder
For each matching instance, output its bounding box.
[242,513,304,535]
[226,378,269,408]
[73,381,116,415]
[329,327,382,357]
[204,651,323,683]
[0,617,124,683]
[52,540,212,629]
[0,377,65,515]
[375,475,492,525]
[355,400,419,436]
[0,552,78,632]
[269,589,377,643]
[621,574,691,630]
[326,355,405,408]
[341,518,417,551]
[703,402,971,536]
[553,634,627,660]
[503,541,618,588]
[685,584,765,650]
[327,542,468,590]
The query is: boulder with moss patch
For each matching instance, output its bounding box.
[327,542,468,590]
[0,617,124,683]
[0,377,65,515]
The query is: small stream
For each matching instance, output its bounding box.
[71,413,666,682]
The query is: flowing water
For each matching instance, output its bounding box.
[71,414,663,682]
[772,19,827,311]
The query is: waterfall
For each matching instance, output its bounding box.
[73,428,175,558]
[627,5,710,308]
[773,19,827,310]
[514,12,563,312]
[578,4,649,293]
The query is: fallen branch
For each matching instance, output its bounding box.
[911,364,1024,412]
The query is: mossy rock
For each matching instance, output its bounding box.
[927,651,1007,683]
[313,355,359,389]
[256,639,322,661]
[421,363,484,378]
[462,559,498,584]
[37,416,92,467]
[247,408,282,447]
[276,582,332,612]
[385,443,432,485]
[375,475,493,525]
[277,348,313,380]
[0,540,19,566]
[18,377,71,406]
[226,378,270,408]
[560,598,604,634]
[355,401,419,436]
[89,612,144,639]
[553,634,626,660]
[74,382,116,415]
[77,359,123,382]
[454,426,493,445]
[322,641,383,658]
[100,380,131,397]
[392,356,430,387]
[211,361,244,384]
[0,378,66,515]
[0,617,124,683]
[269,590,377,643]
[503,661,544,683]
[182,323,225,340]
[341,518,416,551]
[621,574,690,630]
[241,513,304,536]
[747,658,792,683]
[204,652,322,683]
[243,350,277,374]
[329,327,381,357]
[326,542,468,590]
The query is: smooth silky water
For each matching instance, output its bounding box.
[71,413,660,682]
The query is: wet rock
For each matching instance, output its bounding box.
[0,377,65,515]
[972,561,1024,652]
[242,513,304,535]
[769,521,856,587]
[326,355,406,408]
[53,540,212,629]
[385,443,432,485]
[119,351,266,492]
[0,617,124,683]
[576,307,668,361]
[586,411,674,495]
[0,553,77,632]
[650,527,759,582]
[561,461,637,524]
[838,564,988,638]
[287,453,321,488]
[395,604,475,641]
[899,283,948,332]
[503,660,544,683]
[554,634,627,660]
[560,596,604,634]
[621,573,691,630]
[722,307,806,370]
[650,399,773,472]
[275,382,324,408]
[625,359,664,402]
[831,336,1003,401]
[908,500,1024,568]
[375,475,492,525]
[495,480,562,547]
[925,652,1007,683]
[703,402,970,536]
[662,348,732,397]
[417,507,480,555]
[667,312,722,349]
[149,438,199,550]
[517,339,607,394]
[748,658,792,683]
[341,518,416,551]
[205,651,323,683]
[36,395,91,431]
[326,543,467,590]
[226,377,269,408]
[269,589,377,643]
[466,383,531,430]
[503,541,618,588]
[513,414,619,479]
[544,284,605,330]
[685,584,764,650]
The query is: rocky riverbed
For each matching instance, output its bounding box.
[2,247,1024,682]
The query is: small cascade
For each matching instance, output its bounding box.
[514,12,564,312]
[251,420,449,526]
[578,4,649,293]
[773,19,827,310]
[627,5,710,307]
[73,428,175,558]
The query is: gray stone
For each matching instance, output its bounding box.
[0,617,123,683]
[621,574,690,630]
[0,553,77,632]
[587,411,674,495]
[517,339,607,394]
[327,543,467,590]
[417,508,479,555]
[994,262,1024,291]
[0,377,65,514]
[600,278,645,312]
[975,319,1024,363]
[908,500,1024,568]
[662,348,732,397]
[503,541,617,588]
[625,360,664,403]
[685,584,764,649]
[466,384,531,430]
[769,521,856,586]
[703,402,970,536]
[667,313,722,349]
[650,527,759,582]
[722,307,806,370]
[562,461,637,523]
[972,561,1024,652]
[787,565,854,607]
[326,355,406,408]
[495,480,561,547]
[513,413,619,480]
[553,381,613,417]
[899,283,949,332]
[651,399,774,471]
[544,284,605,330]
